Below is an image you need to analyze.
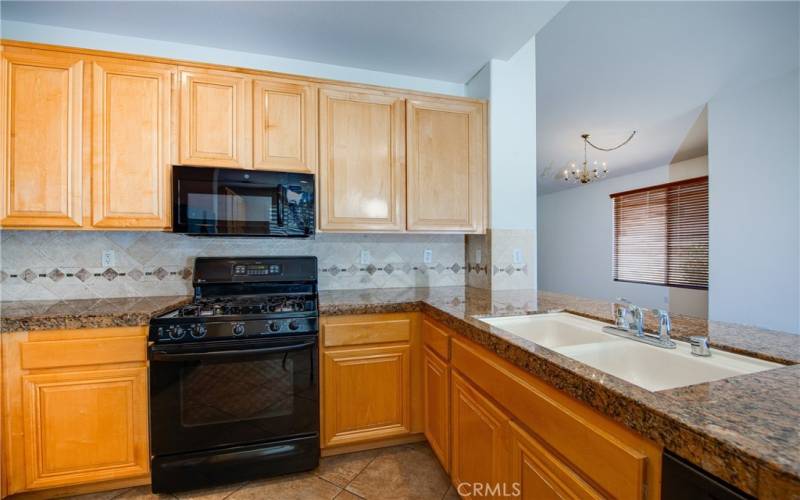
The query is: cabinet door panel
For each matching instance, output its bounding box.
[451,370,510,499]
[319,88,405,231]
[1,49,84,227]
[20,367,149,490]
[253,78,316,172]
[92,59,174,228]
[406,98,485,233]
[179,68,250,167]
[322,344,411,447]
[423,347,450,472]
[510,421,603,500]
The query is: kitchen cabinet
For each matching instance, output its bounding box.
[509,420,604,499]
[253,77,317,173]
[320,313,422,451]
[179,67,251,168]
[406,97,486,233]
[92,58,175,228]
[422,318,452,472]
[318,87,406,232]
[450,369,511,499]
[1,47,85,228]
[1,327,150,496]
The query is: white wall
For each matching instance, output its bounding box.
[708,70,800,334]
[0,20,465,96]
[537,156,709,314]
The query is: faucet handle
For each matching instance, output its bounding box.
[651,308,671,339]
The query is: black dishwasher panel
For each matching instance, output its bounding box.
[661,451,753,500]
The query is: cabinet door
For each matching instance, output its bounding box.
[319,87,405,231]
[406,98,485,233]
[510,421,603,500]
[179,67,251,168]
[451,370,511,499]
[424,347,450,472]
[92,58,174,228]
[20,366,149,490]
[253,78,316,173]
[322,343,411,447]
[1,49,84,227]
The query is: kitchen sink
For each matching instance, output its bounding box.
[479,313,782,391]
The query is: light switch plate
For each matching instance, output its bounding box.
[360,250,370,265]
[512,248,523,265]
[102,250,116,268]
[423,249,433,264]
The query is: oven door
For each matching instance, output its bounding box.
[149,335,318,456]
[172,165,314,236]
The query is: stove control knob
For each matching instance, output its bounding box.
[288,320,299,331]
[268,321,280,332]
[170,326,185,340]
[232,323,246,337]
[191,324,207,339]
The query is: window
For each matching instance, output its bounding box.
[611,176,708,289]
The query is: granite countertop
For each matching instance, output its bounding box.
[1,287,798,496]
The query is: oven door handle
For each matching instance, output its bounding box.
[150,341,315,362]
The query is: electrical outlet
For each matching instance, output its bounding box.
[512,248,523,265]
[102,250,116,268]
[423,249,433,265]
[475,249,482,263]
[360,250,370,265]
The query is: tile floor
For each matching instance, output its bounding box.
[66,443,459,500]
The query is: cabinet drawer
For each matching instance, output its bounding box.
[21,335,146,370]
[422,317,450,360]
[323,313,411,348]
[451,337,658,500]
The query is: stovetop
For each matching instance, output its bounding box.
[166,294,317,318]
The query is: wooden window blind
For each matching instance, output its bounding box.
[611,176,708,289]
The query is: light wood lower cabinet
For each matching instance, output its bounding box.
[1,46,85,228]
[1,327,150,495]
[92,58,174,228]
[450,369,511,499]
[423,346,450,472]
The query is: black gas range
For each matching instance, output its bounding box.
[148,257,320,493]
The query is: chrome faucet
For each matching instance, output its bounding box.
[604,299,676,349]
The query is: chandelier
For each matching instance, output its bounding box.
[563,131,636,184]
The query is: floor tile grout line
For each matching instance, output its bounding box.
[217,480,250,500]
[341,448,386,496]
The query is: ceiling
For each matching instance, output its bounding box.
[0,0,565,84]
[536,1,799,194]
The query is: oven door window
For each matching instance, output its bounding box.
[149,337,318,456]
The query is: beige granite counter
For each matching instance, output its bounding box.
[1,287,798,497]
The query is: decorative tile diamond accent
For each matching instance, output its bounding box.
[384,263,394,275]
[179,267,192,280]
[450,263,461,273]
[329,265,340,276]
[347,265,358,275]
[153,267,168,280]
[102,268,118,281]
[47,268,65,282]
[434,263,445,273]
[366,264,377,275]
[128,268,144,281]
[0,271,8,283]
[504,265,515,275]
[21,269,36,283]
[493,265,501,276]
[401,263,412,273]
[75,268,91,282]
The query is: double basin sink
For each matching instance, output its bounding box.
[479,313,781,392]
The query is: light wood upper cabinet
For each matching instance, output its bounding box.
[92,58,175,228]
[1,48,85,227]
[406,98,485,233]
[2,327,150,495]
[253,78,317,173]
[319,87,406,231]
[179,67,251,168]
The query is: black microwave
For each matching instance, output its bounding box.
[172,165,315,237]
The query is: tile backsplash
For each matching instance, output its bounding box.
[0,231,465,301]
